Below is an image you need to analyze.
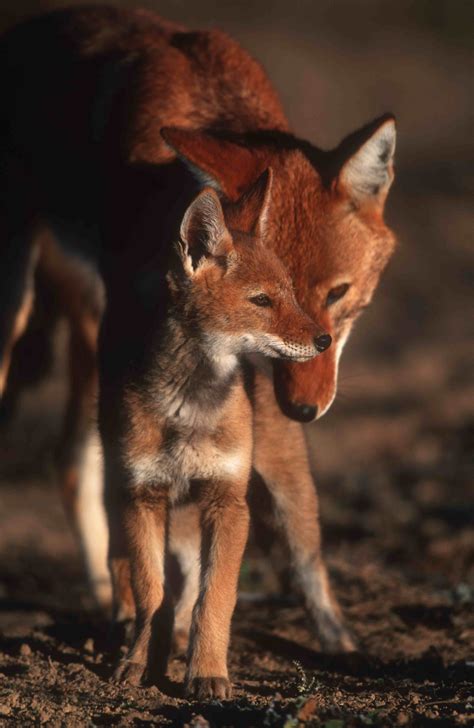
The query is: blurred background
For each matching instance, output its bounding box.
[0,1,472,723]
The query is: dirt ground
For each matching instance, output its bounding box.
[0,1,473,726]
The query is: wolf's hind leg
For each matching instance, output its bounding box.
[66,429,112,611]
[169,504,201,653]
[55,290,111,611]
[0,216,39,397]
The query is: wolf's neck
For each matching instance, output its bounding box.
[149,317,239,423]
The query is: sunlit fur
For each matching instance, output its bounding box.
[107,185,321,697]
[0,6,397,672]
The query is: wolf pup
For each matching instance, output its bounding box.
[102,171,328,699]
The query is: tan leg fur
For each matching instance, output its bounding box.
[253,371,355,652]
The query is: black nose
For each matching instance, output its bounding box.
[283,401,318,423]
[314,333,332,353]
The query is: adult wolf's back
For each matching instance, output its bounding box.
[0,6,396,654]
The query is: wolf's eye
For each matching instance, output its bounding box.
[249,293,272,307]
[326,283,350,307]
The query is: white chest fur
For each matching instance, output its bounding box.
[124,343,251,500]
[127,435,250,503]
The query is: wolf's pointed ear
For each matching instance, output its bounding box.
[224,168,273,238]
[161,127,270,201]
[334,114,396,212]
[178,188,234,275]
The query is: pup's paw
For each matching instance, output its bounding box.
[186,676,232,701]
[113,659,146,686]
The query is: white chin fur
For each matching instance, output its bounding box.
[206,332,317,364]
[253,335,317,362]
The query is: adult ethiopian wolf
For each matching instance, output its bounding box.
[0,5,397,654]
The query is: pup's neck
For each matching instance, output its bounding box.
[149,314,239,423]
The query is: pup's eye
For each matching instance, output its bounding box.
[249,293,272,307]
[326,283,350,307]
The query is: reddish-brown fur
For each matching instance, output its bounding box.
[103,183,322,697]
[0,5,397,676]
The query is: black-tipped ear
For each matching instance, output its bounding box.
[223,167,273,238]
[178,188,234,274]
[335,114,396,209]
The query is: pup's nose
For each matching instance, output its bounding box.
[284,401,317,423]
[314,333,332,353]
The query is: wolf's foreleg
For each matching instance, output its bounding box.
[253,371,355,653]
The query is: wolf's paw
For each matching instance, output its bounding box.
[317,614,357,654]
[186,676,232,701]
[113,659,146,686]
[333,628,357,654]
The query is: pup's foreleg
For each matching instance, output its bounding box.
[186,485,249,700]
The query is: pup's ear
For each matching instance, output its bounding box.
[178,188,234,275]
[224,168,273,239]
[334,114,396,213]
[161,127,270,201]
